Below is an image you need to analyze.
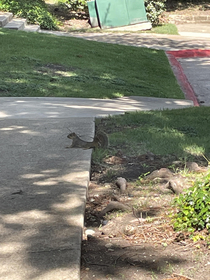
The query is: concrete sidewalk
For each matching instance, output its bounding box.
[166,49,210,106]
[0,96,193,119]
[40,30,210,51]
[178,56,210,105]
[176,23,210,38]
[0,97,193,280]
[0,115,93,280]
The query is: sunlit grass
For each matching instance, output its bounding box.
[148,23,179,35]
[0,28,184,99]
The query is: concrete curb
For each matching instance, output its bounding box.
[166,51,199,106]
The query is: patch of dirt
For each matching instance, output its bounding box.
[81,239,209,280]
[47,3,92,31]
[59,16,91,32]
[81,151,210,280]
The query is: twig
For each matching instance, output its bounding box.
[125,258,136,266]
[82,256,110,267]
[114,252,127,265]
[174,242,194,250]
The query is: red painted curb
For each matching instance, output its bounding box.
[167,49,210,58]
[166,53,199,107]
[165,49,210,107]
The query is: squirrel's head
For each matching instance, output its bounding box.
[67,132,76,139]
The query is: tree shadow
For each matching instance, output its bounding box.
[81,236,189,279]
[0,119,92,279]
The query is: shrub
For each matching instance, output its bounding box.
[144,0,166,25]
[0,0,57,30]
[172,172,210,233]
[65,0,88,13]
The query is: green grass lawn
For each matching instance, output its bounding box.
[148,23,179,35]
[96,107,210,160]
[0,28,184,99]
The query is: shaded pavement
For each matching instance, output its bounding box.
[40,30,210,51]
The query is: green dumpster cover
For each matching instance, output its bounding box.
[95,0,148,29]
[87,0,99,27]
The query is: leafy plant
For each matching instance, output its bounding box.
[65,0,88,13]
[144,0,166,25]
[92,148,109,164]
[172,172,210,233]
[0,0,57,30]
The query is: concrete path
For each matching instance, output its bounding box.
[0,113,93,280]
[166,49,210,106]
[178,57,210,105]
[40,31,210,51]
[0,25,210,280]
[0,97,193,119]
[176,23,210,38]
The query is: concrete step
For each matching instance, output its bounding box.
[109,21,152,31]
[4,18,27,30]
[0,12,13,27]
[24,24,40,32]
[0,11,40,32]
[169,14,210,24]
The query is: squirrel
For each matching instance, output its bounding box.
[66,131,108,149]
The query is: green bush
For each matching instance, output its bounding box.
[144,0,166,25]
[0,0,57,30]
[65,0,88,13]
[172,172,210,233]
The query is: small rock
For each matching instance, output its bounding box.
[105,242,113,249]
[85,229,95,236]
[102,220,108,225]
[99,201,130,217]
[165,179,184,194]
[116,177,127,192]
[186,162,208,173]
[89,217,96,222]
[144,168,173,181]
[104,155,126,164]
[124,225,136,236]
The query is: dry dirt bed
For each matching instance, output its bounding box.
[81,154,210,280]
